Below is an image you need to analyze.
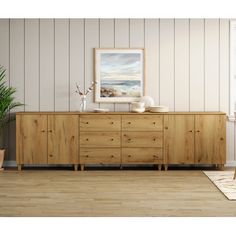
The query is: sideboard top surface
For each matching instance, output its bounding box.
[16,111,226,115]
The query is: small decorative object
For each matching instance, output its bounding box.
[94,48,145,103]
[140,96,155,110]
[93,108,109,113]
[149,106,169,113]
[130,101,145,113]
[76,82,96,112]
[0,65,23,171]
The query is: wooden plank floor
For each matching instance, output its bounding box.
[0,169,236,216]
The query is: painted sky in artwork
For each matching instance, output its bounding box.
[100,53,141,81]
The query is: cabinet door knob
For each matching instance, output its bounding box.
[86,155,89,157]
[41,130,45,133]
[86,138,89,141]
[128,155,131,157]
[86,122,89,124]
[49,130,52,133]
[110,155,114,158]
[49,154,53,157]
[128,122,131,124]
[188,130,193,132]
[110,138,114,141]
[220,137,224,141]
[165,127,168,130]
[128,138,131,141]
[153,138,156,141]
[110,122,114,124]
[195,130,200,133]
[153,122,156,125]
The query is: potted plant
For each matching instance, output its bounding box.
[0,65,23,170]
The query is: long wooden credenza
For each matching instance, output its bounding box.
[16,112,226,171]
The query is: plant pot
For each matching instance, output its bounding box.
[0,149,5,171]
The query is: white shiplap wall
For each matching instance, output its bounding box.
[0,18,234,164]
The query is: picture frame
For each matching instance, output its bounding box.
[94,48,145,103]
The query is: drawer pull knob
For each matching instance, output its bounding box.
[153,155,157,158]
[220,137,224,141]
[195,130,200,133]
[86,122,89,124]
[49,130,52,133]
[86,155,89,157]
[49,154,53,157]
[153,122,156,124]
[128,122,131,124]
[128,138,131,141]
[165,127,168,130]
[110,155,114,158]
[153,138,156,141]
[188,130,193,133]
[41,130,45,133]
[128,155,131,157]
[86,138,89,141]
[110,122,114,124]
[110,138,114,141]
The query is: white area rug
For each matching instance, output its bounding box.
[203,171,236,200]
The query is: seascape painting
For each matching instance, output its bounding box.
[95,49,145,102]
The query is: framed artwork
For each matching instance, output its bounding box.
[94,48,145,103]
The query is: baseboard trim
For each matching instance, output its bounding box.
[3,160,236,168]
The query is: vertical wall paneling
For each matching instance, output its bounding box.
[114,19,130,111]
[160,19,175,111]
[99,19,115,111]
[145,19,159,105]
[175,19,189,111]
[70,19,84,111]
[227,121,235,162]
[205,19,220,111]
[10,19,25,111]
[85,19,99,111]
[25,19,39,111]
[189,19,205,111]
[130,19,145,48]
[220,19,230,114]
[54,19,69,111]
[0,19,9,160]
[39,19,54,111]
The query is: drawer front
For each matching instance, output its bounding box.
[80,115,121,131]
[122,132,163,147]
[80,148,121,164]
[122,148,163,163]
[80,132,120,147]
[122,115,163,131]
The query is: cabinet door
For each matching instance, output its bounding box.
[17,115,47,164]
[164,115,194,164]
[195,115,226,164]
[48,115,79,164]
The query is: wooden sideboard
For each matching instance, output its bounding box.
[16,112,226,171]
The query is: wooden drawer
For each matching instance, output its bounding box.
[80,115,121,131]
[122,115,163,131]
[122,148,163,164]
[122,132,163,147]
[80,148,121,164]
[80,132,120,147]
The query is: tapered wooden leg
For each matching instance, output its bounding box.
[158,164,162,171]
[74,164,78,171]
[80,164,84,171]
[164,164,168,171]
[234,168,236,180]
[219,164,225,171]
[17,164,22,171]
